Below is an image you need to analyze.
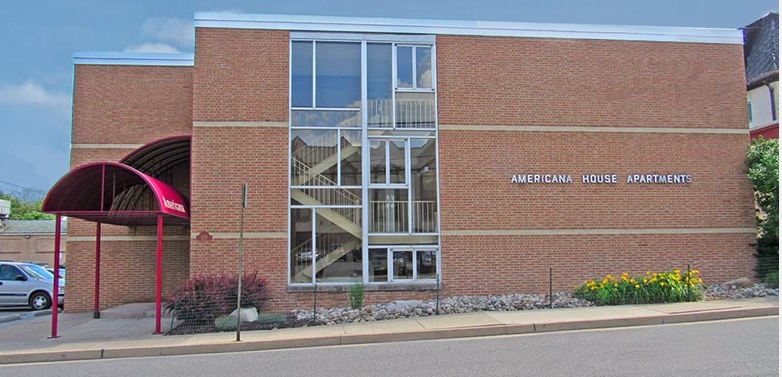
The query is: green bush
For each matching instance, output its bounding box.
[574,269,703,306]
[348,281,365,309]
[762,271,779,289]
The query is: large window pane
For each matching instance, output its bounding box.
[389,140,407,184]
[369,140,387,184]
[396,92,436,128]
[290,208,313,283]
[369,248,388,282]
[396,46,413,88]
[291,110,361,128]
[290,129,338,185]
[410,138,437,233]
[315,211,362,283]
[368,43,393,127]
[416,47,432,88]
[291,41,313,107]
[340,130,362,186]
[416,250,437,280]
[316,42,361,108]
[392,250,413,280]
[370,188,409,233]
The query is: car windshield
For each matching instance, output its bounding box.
[19,264,54,280]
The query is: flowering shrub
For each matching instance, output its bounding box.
[165,271,270,324]
[573,269,703,305]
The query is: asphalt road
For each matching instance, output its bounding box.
[1,317,777,376]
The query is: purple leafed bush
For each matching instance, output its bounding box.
[165,271,271,324]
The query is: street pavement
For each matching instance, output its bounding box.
[0,296,777,365]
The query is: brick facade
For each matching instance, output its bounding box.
[64,16,756,313]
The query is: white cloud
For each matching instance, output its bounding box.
[123,42,181,53]
[0,81,69,108]
[141,17,194,48]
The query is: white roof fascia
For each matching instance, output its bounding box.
[73,52,194,66]
[194,12,743,44]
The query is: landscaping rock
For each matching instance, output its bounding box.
[230,307,259,323]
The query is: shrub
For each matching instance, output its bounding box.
[573,269,703,306]
[165,271,271,324]
[348,281,365,309]
[762,271,779,289]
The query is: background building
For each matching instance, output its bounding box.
[52,13,756,313]
[745,12,779,139]
[0,219,67,267]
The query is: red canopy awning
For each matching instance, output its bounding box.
[42,161,189,226]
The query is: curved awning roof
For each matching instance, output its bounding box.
[42,162,189,226]
[120,135,191,177]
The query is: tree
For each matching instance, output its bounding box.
[0,191,54,220]
[747,137,779,280]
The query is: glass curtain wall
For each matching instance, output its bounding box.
[290,35,439,285]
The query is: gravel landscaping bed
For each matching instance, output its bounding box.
[167,283,778,334]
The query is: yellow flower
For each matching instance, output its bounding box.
[635,284,640,289]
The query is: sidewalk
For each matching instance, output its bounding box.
[0,296,777,365]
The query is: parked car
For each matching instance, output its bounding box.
[0,261,64,310]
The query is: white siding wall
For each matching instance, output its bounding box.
[748,80,779,128]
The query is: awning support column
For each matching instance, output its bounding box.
[49,214,62,339]
[154,214,163,334]
[94,222,101,319]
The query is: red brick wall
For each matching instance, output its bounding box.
[436,35,756,293]
[73,65,193,144]
[436,36,747,129]
[193,28,289,122]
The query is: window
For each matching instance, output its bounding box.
[290,34,439,286]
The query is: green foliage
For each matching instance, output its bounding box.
[747,137,779,239]
[165,271,270,324]
[573,269,703,306]
[0,191,54,220]
[761,270,778,289]
[348,281,365,309]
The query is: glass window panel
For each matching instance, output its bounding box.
[416,250,437,280]
[340,130,362,186]
[369,248,388,283]
[290,208,313,283]
[416,47,432,88]
[369,188,409,233]
[290,129,338,186]
[368,43,393,127]
[315,210,363,283]
[396,46,413,88]
[410,138,438,233]
[291,41,313,108]
[389,140,406,184]
[291,188,362,207]
[392,250,413,280]
[370,140,387,184]
[395,92,436,128]
[291,110,361,128]
[316,42,361,108]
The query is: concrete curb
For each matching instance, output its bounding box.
[0,305,776,365]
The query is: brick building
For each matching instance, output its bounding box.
[49,13,756,313]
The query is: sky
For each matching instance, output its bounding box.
[0,0,778,199]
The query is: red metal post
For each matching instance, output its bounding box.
[94,222,101,319]
[155,214,163,334]
[49,215,62,338]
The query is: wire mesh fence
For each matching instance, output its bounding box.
[164,261,779,336]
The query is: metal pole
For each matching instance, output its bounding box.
[686,264,691,302]
[236,183,247,342]
[313,283,317,323]
[94,222,101,319]
[549,267,553,309]
[154,215,163,334]
[436,274,440,315]
[49,215,62,339]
